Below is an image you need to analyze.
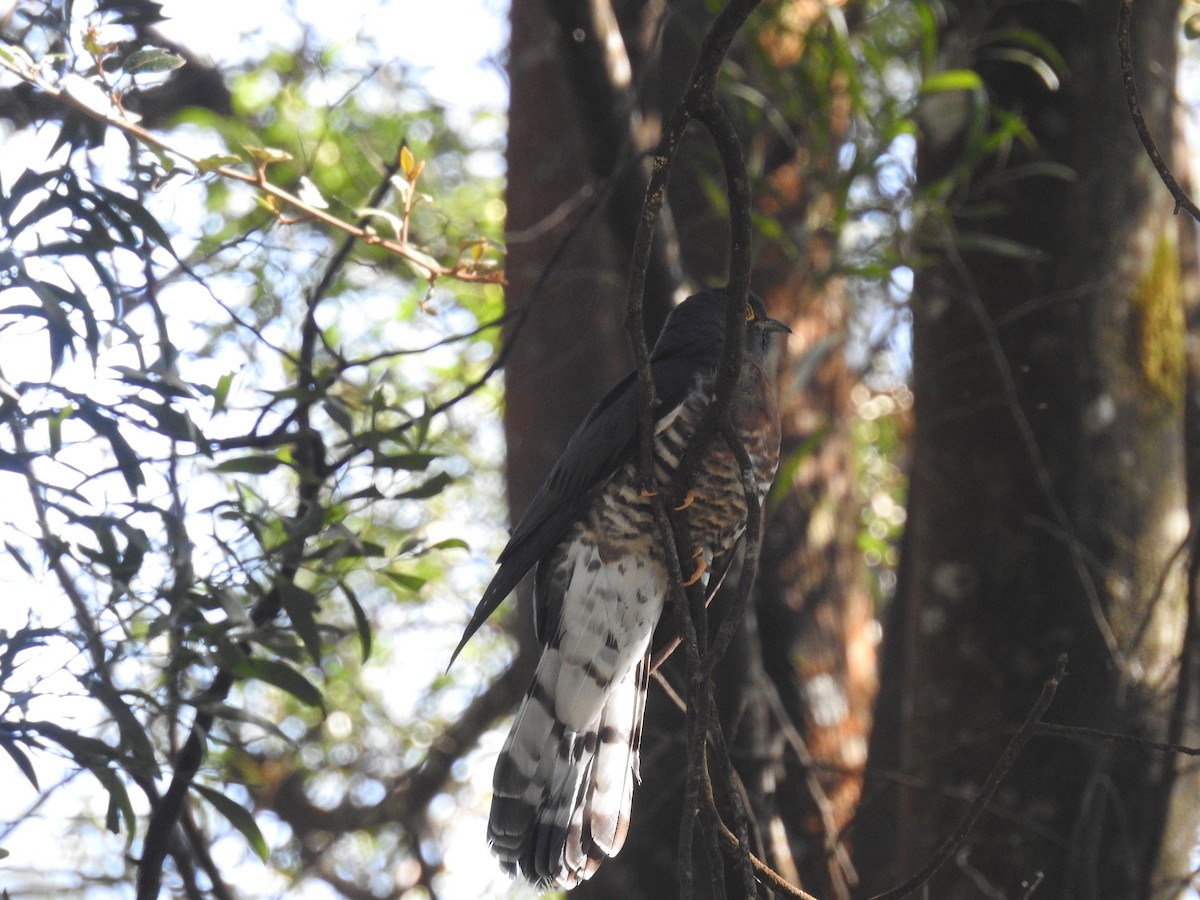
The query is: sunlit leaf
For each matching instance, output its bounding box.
[211,372,235,413]
[196,154,242,173]
[121,46,185,73]
[244,145,293,165]
[297,176,328,210]
[384,570,426,593]
[921,69,983,93]
[427,537,470,552]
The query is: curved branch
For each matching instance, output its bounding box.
[1118,0,1200,222]
[621,2,764,896]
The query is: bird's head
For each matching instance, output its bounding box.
[651,288,790,363]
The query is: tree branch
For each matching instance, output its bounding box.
[868,655,1069,900]
[621,2,763,896]
[0,54,503,285]
[1117,0,1200,222]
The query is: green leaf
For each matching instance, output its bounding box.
[339,581,372,661]
[212,372,235,413]
[277,582,322,666]
[121,47,186,74]
[395,471,453,500]
[195,154,242,173]
[233,657,324,709]
[193,784,269,862]
[212,455,283,475]
[921,69,983,93]
[243,145,293,165]
[0,41,35,70]
[427,537,470,552]
[384,570,426,593]
[48,405,74,456]
[373,451,437,471]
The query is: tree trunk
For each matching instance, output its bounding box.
[857,0,1200,896]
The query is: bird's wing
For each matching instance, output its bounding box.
[448,352,705,665]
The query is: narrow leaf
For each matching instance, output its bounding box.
[233,657,324,709]
[277,582,322,666]
[339,581,372,661]
[193,784,269,862]
[0,738,39,789]
[212,455,283,475]
[921,69,983,93]
[395,471,453,500]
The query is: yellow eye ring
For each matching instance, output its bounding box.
[744,305,755,322]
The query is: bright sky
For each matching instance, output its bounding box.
[157,0,509,114]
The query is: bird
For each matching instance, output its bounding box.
[450,287,787,890]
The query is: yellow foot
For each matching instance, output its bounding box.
[674,490,697,511]
[640,487,658,499]
[682,550,708,587]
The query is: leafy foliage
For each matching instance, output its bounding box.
[0,0,509,895]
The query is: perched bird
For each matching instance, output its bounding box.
[451,287,787,889]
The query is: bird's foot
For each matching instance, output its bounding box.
[674,490,697,511]
[639,487,658,499]
[682,550,707,587]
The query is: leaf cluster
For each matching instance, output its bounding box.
[0,1,508,894]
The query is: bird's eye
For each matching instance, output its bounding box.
[745,305,756,322]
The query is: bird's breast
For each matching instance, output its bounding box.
[582,362,780,562]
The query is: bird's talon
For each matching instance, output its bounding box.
[640,487,659,499]
[674,490,697,511]
[682,550,707,587]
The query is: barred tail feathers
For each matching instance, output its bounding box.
[489,541,664,887]
[488,650,651,888]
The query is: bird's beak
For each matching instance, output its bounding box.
[757,316,791,335]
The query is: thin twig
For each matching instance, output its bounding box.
[0,54,504,284]
[869,655,1069,900]
[701,773,822,900]
[1034,721,1200,756]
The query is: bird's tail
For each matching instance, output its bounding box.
[488,651,650,889]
